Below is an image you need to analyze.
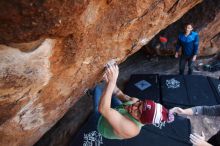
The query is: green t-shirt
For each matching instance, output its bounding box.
[97,101,144,139]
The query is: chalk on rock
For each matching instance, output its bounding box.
[105,59,117,68]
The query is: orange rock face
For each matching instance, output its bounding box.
[0,1,203,146]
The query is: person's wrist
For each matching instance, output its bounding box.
[108,81,116,87]
[114,87,120,95]
[185,109,193,115]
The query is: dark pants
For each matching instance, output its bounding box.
[208,130,220,146]
[179,56,194,75]
[92,83,122,114]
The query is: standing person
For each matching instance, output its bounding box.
[93,62,174,140]
[175,23,199,75]
[170,105,220,146]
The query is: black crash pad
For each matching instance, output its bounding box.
[208,77,220,103]
[125,116,191,146]
[70,113,191,146]
[124,74,160,102]
[160,75,190,108]
[184,75,218,106]
[161,75,220,108]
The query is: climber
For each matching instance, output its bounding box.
[175,23,200,75]
[92,61,174,139]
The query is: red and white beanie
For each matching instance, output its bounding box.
[140,100,170,125]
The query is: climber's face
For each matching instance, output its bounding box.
[124,100,143,121]
[185,24,193,34]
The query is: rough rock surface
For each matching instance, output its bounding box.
[0,1,206,146]
[145,0,220,56]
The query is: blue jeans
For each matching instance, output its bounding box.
[93,83,122,114]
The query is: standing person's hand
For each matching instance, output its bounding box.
[170,107,185,114]
[169,107,193,116]
[192,55,197,61]
[190,132,212,146]
[175,52,179,58]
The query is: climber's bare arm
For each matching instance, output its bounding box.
[99,64,140,138]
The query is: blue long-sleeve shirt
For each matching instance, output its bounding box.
[176,31,199,56]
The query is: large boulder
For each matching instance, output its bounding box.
[0,0,203,146]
